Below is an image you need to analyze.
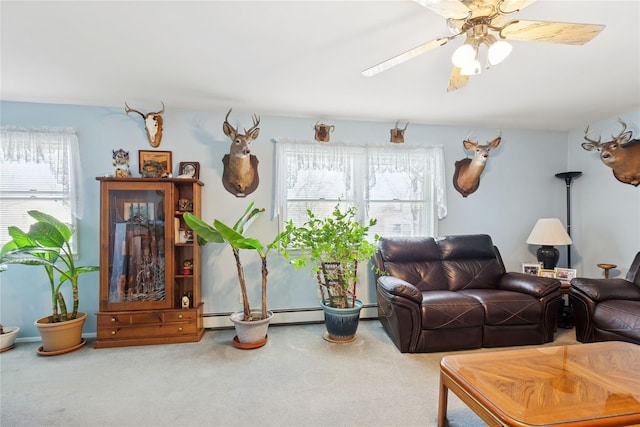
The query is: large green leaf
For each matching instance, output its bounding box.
[214,220,262,250]
[183,212,224,244]
[28,222,66,249]
[28,210,72,243]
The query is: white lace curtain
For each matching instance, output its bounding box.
[273,138,447,220]
[0,126,84,219]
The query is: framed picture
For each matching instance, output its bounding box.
[554,267,577,282]
[521,262,542,276]
[178,161,200,179]
[538,269,557,278]
[138,150,172,175]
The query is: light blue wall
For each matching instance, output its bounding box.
[1,100,637,339]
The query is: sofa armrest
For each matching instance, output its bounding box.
[376,276,423,304]
[498,272,560,297]
[570,278,640,302]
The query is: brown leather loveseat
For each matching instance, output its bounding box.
[373,234,563,353]
[569,252,640,345]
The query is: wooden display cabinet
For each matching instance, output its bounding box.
[94,177,204,348]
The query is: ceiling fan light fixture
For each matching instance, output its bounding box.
[487,40,512,65]
[451,43,476,69]
[460,59,482,75]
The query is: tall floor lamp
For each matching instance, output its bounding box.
[555,171,582,268]
[554,171,581,329]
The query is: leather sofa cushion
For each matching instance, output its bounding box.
[437,235,505,291]
[460,289,542,326]
[421,291,484,329]
[378,237,448,291]
[594,300,640,341]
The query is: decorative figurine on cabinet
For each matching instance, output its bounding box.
[112,149,131,177]
[182,260,193,275]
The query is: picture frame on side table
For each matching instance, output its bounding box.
[139,150,172,175]
[554,267,577,283]
[521,262,543,276]
[538,269,557,278]
[178,161,200,179]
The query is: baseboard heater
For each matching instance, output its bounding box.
[203,303,379,329]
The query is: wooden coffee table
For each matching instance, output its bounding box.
[439,341,640,426]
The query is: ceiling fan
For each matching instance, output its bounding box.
[362,0,605,91]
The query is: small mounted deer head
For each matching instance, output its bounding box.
[125,102,165,147]
[221,109,261,197]
[390,121,409,143]
[314,122,335,143]
[453,131,502,197]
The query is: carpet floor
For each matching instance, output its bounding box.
[1,320,577,427]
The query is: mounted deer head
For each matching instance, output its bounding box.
[221,109,261,197]
[453,132,502,197]
[582,119,640,186]
[125,102,165,147]
[390,121,409,144]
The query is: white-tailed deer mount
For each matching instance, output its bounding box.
[222,109,260,197]
[453,132,501,197]
[582,119,640,186]
[125,102,165,147]
[390,121,409,144]
[314,122,335,142]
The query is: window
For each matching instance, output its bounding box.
[0,127,83,251]
[274,139,447,240]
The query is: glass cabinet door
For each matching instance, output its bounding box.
[100,182,172,311]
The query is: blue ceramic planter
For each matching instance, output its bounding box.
[321,299,363,343]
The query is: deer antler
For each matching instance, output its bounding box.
[150,101,165,116]
[124,102,145,119]
[613,119,628,140]
[244,114,260,135]
[584,125,602,145]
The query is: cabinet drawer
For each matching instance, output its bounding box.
[97,322,198,340]
[165,310,197,322]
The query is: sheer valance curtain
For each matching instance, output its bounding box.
[0,126,84,220]
[273,138,447,222]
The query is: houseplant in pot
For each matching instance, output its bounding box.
[0,324,20,352]
[281,203,380,342]
[0,210,99,355]
[184,203,286,349]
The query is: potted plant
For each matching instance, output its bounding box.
[0,324,20,352]
[0,210,99,355]
[183,203,286,349]
[281,203,380,342]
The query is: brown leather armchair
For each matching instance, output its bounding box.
[569,252,640,345]
[374,234,563,353]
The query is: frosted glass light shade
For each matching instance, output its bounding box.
[460,59,481,75]
[487,40,512,65]
[526,218,573,246]
[452,44,476,68]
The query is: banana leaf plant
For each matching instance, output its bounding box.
[183,203,286,321]
[0,210,99,322]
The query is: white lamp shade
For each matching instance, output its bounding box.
[460,60,482,75]
[526,218,573,246]
[487,40,512,65]
[452,44,476,68]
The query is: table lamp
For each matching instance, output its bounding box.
[526,218,573,269]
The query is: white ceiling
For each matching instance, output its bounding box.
[1,1,638,131]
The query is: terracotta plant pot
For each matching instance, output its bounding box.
[0,326,20,352]
[35,312,87,354]
[229,310,273,349]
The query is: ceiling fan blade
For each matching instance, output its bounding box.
[498,0,538,14]
[362,36,452,77]
[447,66,469,92]
[413,0,471,20]
[500,20,605,45]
